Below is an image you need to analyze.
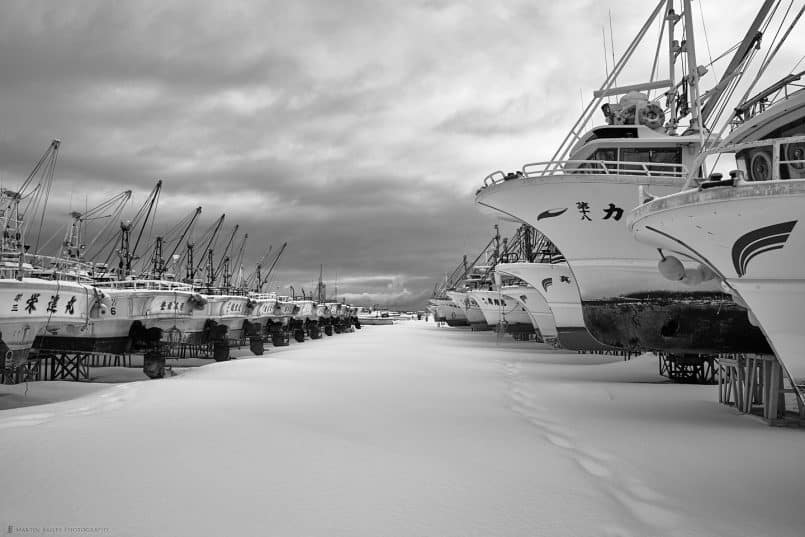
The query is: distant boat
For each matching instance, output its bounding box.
[356,307,394,325]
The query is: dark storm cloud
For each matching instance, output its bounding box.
[1,0,797,309]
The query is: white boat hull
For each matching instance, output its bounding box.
[501,286,557,340]
[428,298,468,326]
[37,285,214,350]
[631,180,805,379]
[292,300,317,322]
[494,262,609,350]
[476,173,757,352]
[0,278,93,362]
[203,295,250,340]
[466,290,532,330]
[445,291,488,330]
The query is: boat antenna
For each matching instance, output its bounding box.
[609,9,617,88]
[601,26,610,103]
[546,1,667,167]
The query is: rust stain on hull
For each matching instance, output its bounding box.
[581,292,772,354]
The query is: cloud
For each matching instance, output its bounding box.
[1,0,802,309]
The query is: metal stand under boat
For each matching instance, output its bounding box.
[717,354,804,425]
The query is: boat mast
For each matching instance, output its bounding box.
[151,237,164,279]
[129,180,162,269]
[316,264,326,302]
[117,221,132,278]
[681,0,703,135]
[665,0,679,134]
[192,214,225,281]
[165,206,202,264]
[213,224,239,283]
[63,211,85,261]
[2,193,25,281]
[185,242,195,282]
[63,190,131,264]
[549,1,666,166]
[27,139,60,256]
[205,249,215,287]
[229,233,248,289]
[259,241,287,291]
[221,256,231,290]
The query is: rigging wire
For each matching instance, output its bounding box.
[601,26,610,104]
[32,149,57,254]
[713,0,803,140]
[609,9,617,88]
[697,0,719,82]
[791,53,805,72]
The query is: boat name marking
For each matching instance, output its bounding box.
[8,293,78,315]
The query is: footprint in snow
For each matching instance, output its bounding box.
[575,455,612,478]
[0,412,54,429]
[623,478,666,503]
[609,488,680,529]
[64,385,135,417]
[545,432,574,449]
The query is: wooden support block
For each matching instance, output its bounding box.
[768,362,780,420]
[745,358,755,411]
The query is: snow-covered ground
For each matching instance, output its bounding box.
[1,322,802,537]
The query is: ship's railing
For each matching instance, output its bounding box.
[196,287,250,297]
[94,279,194,292]
[481,160,687,188]
[248,292,278,300]
[730,72,805,129]
[686,133,805,188]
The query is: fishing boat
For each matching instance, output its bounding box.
[0,259,94,370]
[445,290,488,330]
[467,289,533,334]
[246,293,278,330]
[289,297,319,340]
[499,284,557,344]
[428,296,468,326]
[630,81,805,394]
[493,228,607,350]
[272,295,296,323]
[356,307,393,325]
[0,143,122,365]
[494,261,605,350]
[475,0,774,355]
[316,302,331,321]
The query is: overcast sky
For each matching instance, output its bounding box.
[0,0,800,308]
